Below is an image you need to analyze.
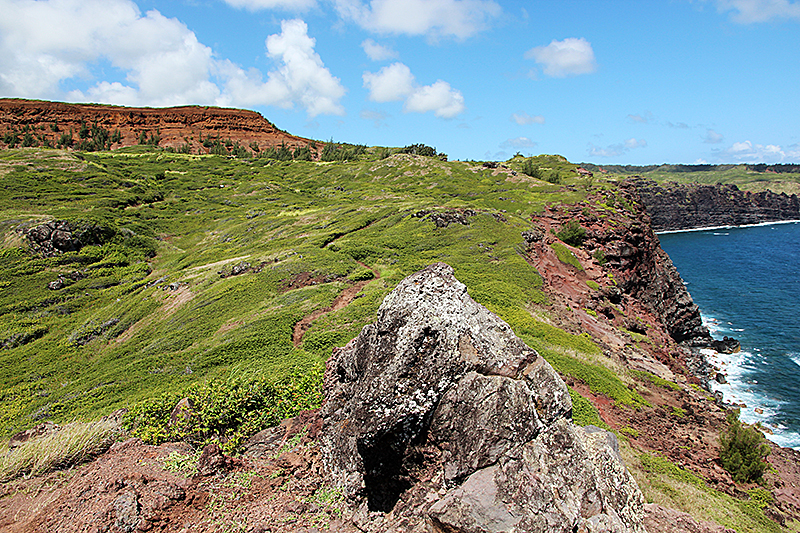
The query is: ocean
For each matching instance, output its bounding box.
[658,222,800,449]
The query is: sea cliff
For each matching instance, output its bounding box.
[630,177,800,232]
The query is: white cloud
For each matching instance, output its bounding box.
[221,0,317,11]
[511,112,545,125]
[722,140,800,162]
[667,121,690,129]
[363,62,415,101]
[404,80,465,118]
[525,37,597,78]
[333,0,501,39]
[361,39,397,60]
[588,138,647,158]
[713,0,800,23]
[363,62,465,118]
[624,138,647,149]
[703,129,724,144]
[500,137,537,149]
[0,2,344,117]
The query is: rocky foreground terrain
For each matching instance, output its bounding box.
[2,181,799,532]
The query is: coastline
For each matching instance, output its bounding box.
[659,221,800,449]
[655,218,800,235]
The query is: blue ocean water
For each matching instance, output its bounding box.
[659,222,800,449]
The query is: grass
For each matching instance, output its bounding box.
[0,419,121,481]
[551,241,583,270]
[626,450,782,533]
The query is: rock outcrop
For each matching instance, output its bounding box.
[629,178,800,232]
[24,219,114,257]
[321,263,645,532]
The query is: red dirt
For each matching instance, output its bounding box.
[0,99,318,155]
[292,262,380,347]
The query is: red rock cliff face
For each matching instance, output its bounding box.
[0,99,317,155]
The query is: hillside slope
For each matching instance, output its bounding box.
[0,140,797,530]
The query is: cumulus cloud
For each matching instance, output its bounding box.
[500,137,537,149]
[511,112,545,125]
[361,39,397,60]
[363,62,465,118]
[222,0,317,11]
[722,140,800,162]
[333,0,501,39]
[713,0,800,23]
[363,62,416,101]
[667,121,690,129]
[525,37,597,78]
[0,2,344,116]
[703,129,724,144]
[588,138,647,158]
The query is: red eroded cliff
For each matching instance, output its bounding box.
[0,99,318,156]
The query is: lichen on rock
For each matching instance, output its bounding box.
[321,262,645,532]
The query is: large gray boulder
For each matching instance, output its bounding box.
[320,263,645,532]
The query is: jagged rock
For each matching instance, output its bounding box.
[412,209,476,228]
[113,489,140,532]
[709,336,740,354]
[522,227,544,245]
[24,219,114,257]
[321,263,644,532]
[196,443,236,477]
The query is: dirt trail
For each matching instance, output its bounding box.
[292,261,380,347]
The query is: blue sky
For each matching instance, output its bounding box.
[2,0,799,164]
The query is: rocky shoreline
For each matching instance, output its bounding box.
[629,178,800,232]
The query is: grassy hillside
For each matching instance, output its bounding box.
[0,148,591,436]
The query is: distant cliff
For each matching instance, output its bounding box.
[629,178,800,232]
[0,98,316,155]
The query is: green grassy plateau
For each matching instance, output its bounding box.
[0,148,590,436]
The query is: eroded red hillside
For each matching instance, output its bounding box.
[0,99,317,155]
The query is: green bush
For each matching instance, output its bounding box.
[123,367,324,453]
[555,220,586,247]
[719,410,771,483]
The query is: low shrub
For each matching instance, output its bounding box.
[719,409,771,484]
[123,367,324,453]
[555,220,586,247]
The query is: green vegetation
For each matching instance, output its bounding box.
[555,219,586,247]
[0,147,599,444]
[124,368,323,453]
[585,162,800,195]
[720,409,771,483]
[630,451,781,533]
[551,241,583,270]
[0,419,121,481]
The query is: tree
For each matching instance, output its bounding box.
[719,409,770,483]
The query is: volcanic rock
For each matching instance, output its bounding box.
[321,262,645,532]
[630,178,800,232]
